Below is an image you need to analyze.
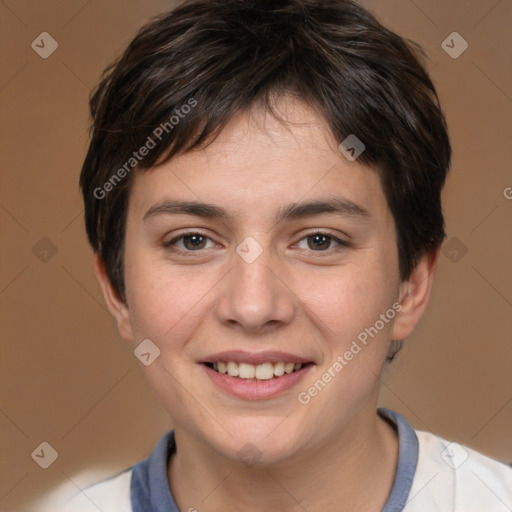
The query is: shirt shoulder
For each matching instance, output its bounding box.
[404,430,512,512]
[53,468,133,512]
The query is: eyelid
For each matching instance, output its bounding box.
[163,229,351,254]
[163,229,217,249]
[293,229,351,250]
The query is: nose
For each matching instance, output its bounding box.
[214,241,296,334]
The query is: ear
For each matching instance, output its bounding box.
[391,247,440,341]
[93,254,134,341]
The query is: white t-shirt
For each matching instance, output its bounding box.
[51,409,512,511]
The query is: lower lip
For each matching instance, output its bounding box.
[201,364,313,400]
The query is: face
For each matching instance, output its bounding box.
[102,98,421,466]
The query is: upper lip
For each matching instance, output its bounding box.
[200,350,314,365]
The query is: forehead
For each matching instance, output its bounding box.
[128,97,389,225]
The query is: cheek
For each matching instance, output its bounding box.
[124,250,217,344]
[297,258,399,346]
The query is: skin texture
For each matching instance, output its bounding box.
[95,97,439,511]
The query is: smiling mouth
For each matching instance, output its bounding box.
[204,361,312,380]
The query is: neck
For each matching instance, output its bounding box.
[168,409,398,512]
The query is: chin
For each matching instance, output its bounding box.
[206,416,309,467]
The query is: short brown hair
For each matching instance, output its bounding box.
[80,0,451,303]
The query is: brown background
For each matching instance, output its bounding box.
[1,0,511,510]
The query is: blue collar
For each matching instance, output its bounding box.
[130,408,418,511]
[379,408,419,511]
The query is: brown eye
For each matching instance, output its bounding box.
[307,234,332,251]
[164,232,215,252]
[295,231,350,253]
[182,234,207,250]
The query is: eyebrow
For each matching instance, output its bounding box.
[143,197,370,223]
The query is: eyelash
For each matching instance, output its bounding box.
[163,230,350,255]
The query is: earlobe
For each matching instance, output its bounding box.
[93,254,134,341]
[391,248,440,341]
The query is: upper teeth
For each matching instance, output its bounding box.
[213,361,303,380]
